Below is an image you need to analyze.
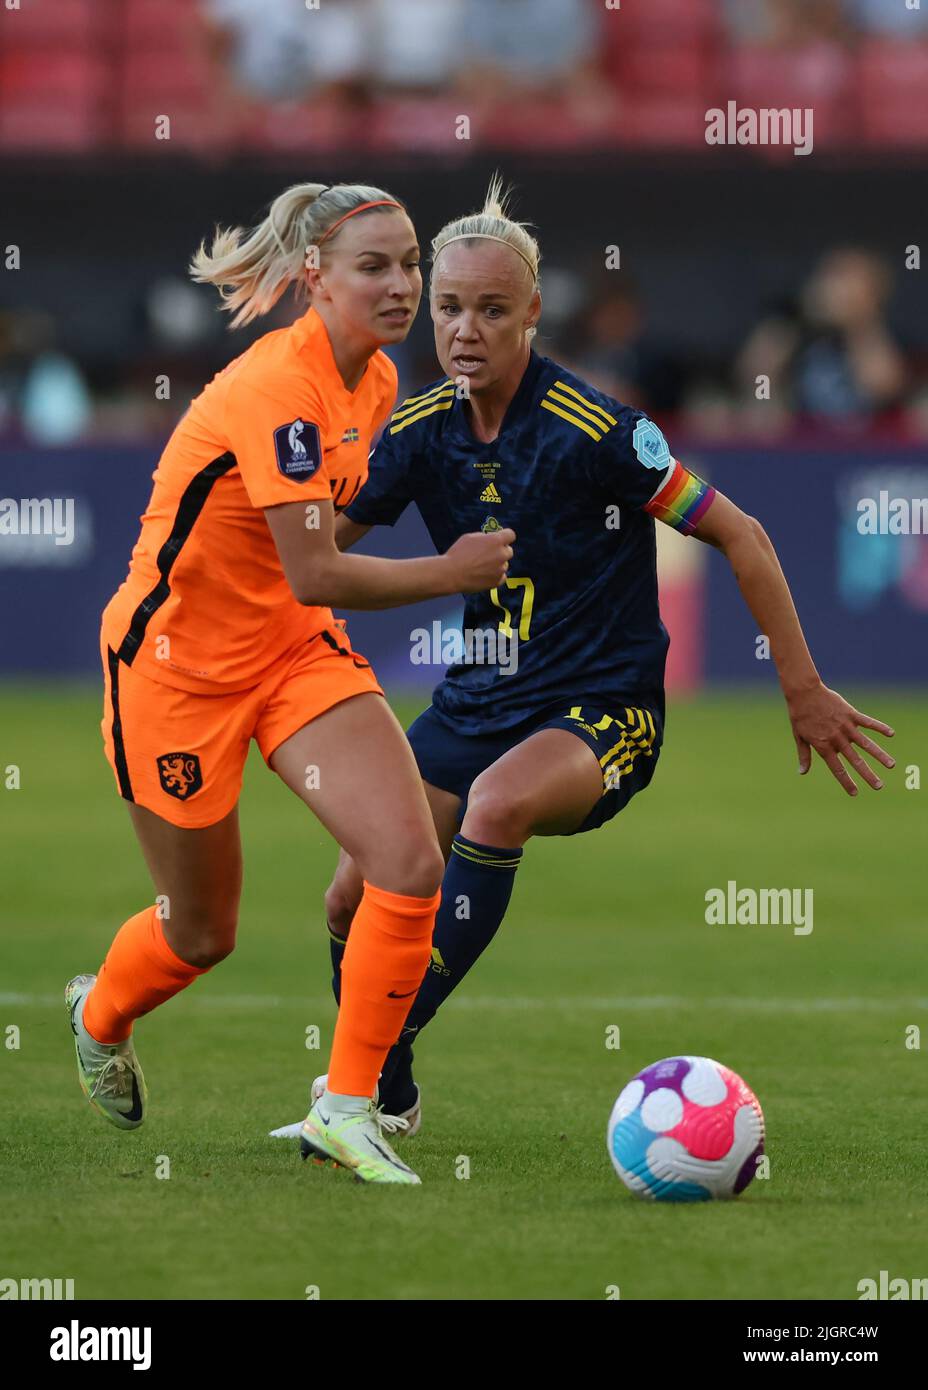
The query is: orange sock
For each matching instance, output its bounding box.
[327,881,439,1098]
[82,907,210,1044]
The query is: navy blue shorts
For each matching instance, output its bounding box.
[406,700,663,835]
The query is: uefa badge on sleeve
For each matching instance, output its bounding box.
[274,418,322,483]
[632,418,671,472]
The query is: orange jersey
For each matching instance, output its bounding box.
[102,306,397,693]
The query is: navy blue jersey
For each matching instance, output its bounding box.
[346,351,715,733]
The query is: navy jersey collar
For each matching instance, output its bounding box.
[449,349,547,447]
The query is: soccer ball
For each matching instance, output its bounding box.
[607,1055,764,1201]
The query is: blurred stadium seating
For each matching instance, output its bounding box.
[2,0,928,154]
[1,1,926,471]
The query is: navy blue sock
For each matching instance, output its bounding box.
[379,834,522,1110]
[328,923,347,1006]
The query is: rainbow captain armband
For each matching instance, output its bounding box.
[644,459,716,536]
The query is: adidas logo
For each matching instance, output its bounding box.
[479,482,502,503]
[429,945,450,977]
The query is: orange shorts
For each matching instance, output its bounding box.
[100,623,383,828]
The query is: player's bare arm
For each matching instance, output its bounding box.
[265,497,514,606]
[693,490,895,796]
[334,514,371,552]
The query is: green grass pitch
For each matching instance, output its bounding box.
[1,682,925,1300]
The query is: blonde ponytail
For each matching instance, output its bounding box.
[189,181,407,329]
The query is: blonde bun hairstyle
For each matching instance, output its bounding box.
[431,175,541,339]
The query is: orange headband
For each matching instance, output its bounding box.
[317,200,403,245]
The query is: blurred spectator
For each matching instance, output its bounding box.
[21,352,92,445]
[4,0,927,157]
[0,315,18,437]
[722,0,847,46]
[145,278,216,352]
[559,281,686,415]
[0,311,92,445]
[369,0,466,94]
[721,0,785,43]
[460,0,597,88]
[850,0,928,35]
[201,0,369,101]
[678,378,741,440]
[201,0,603,110]
[723,0,855,144]
[903,383,928,438]
[203,0,467,105]
[734,248,908,427]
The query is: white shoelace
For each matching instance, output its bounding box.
[372,1106,409,1137]
[91,1055,130,1101]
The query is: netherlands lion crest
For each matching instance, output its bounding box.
[156,752,203,801]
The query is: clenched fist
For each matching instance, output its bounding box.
[443,528,516,593]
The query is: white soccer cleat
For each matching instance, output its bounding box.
[269,1072,421,1140]
[300,1097,421,1184]
[268,1119,306,1140]
[269,1075,377,1140]
[65,974,147,1130]
[312,1072,421,1137]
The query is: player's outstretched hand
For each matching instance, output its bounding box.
[789,683,895,796]
[444,528,515,593]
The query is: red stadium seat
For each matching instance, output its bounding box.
[0,49,104,100]
[600,35,721,149]
[124,0,205,47]
[599,0,719,74]
[729,43,856,150]
[122,47,215,98]
[369,97,477,153]
[236,98,352,154]
[731,43,854,104]
[0,102,103,151]
[0,51,109,149]
[121,99,215,152]
[514,101,613,151]
[610,0,717,42]
[118,45,216,147]
[3,0,99,45]
[620,95,714,148]
[598,0,722,123]
[617,46,717,96]
[859,40,928,148]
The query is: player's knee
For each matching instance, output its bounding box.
[164,904,238,969]
[324,877,359,939]
[185,936,235,969]
[365,842,445,901]
[464,774,530,845]
[403,843,446,900]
